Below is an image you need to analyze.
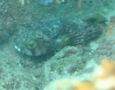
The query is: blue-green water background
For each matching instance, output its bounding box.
[0,0,115,90]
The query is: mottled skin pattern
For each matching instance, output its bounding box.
[14,19,102,56]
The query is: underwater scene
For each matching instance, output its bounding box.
[0,0,115,90]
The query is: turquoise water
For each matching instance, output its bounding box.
[38,0,54,5]
[0,0,115,90]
